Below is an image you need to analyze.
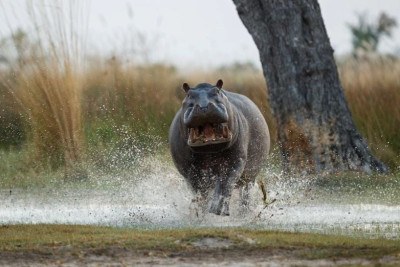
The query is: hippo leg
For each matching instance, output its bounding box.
[209,177,230,215]
[189,173,211,217]
[209,159,245,216]
[239,182,251,208]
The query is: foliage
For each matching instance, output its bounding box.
[348,12,397,56]
[0,83,25,149]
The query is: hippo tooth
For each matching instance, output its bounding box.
[189,128,195,142]
[195,130,199,141]
[222,125,228,138]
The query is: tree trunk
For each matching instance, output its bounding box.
[232,0,387,173]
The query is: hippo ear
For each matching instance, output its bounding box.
[182,83,191,93]
[216,79,223,89]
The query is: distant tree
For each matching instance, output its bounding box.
[232,0,387,174]
[348,12,397,56]
[0,28,32,69]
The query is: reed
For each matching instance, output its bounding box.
[339,57,400,168]
[83,59,181,139]
[2,55,399,172]
[1,0,88,171]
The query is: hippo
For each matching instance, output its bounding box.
[169,79,270,216]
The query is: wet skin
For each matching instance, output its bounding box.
[169,80,270,215]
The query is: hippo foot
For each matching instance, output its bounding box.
[209,195,230,216]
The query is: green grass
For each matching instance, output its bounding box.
[0,225,399,261]
[312,172,400,204]
[0,146,174,190]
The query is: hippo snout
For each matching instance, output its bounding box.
[183,103,228,128]
[198,105,209,114]
[183,102,232,148]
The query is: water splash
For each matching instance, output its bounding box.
[1,153,399,239]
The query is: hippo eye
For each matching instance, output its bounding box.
[209,91,218,97]
[187,93,195,99]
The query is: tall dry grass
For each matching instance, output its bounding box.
[84,59,181,129]
[1,0,88,171]
[4,55,399,171]
[0,2,398,174]
[339,57,400,168]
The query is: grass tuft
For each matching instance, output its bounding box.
[0,225,399,261]
[1,0,87,172]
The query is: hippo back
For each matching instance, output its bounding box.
[224,91,270,180]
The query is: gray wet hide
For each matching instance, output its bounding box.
[169,80,270,215]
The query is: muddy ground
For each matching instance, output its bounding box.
[1,246,400,266]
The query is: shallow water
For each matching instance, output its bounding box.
[1,161,399,239]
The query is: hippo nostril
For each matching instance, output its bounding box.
[199,102,212,112]
[200,107,208,113]
[194,104,208,113]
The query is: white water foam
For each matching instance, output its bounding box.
[1,157,399,239]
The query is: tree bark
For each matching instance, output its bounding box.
[232,0,387,173]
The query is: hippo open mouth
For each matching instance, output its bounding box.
[188,123,232,147]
